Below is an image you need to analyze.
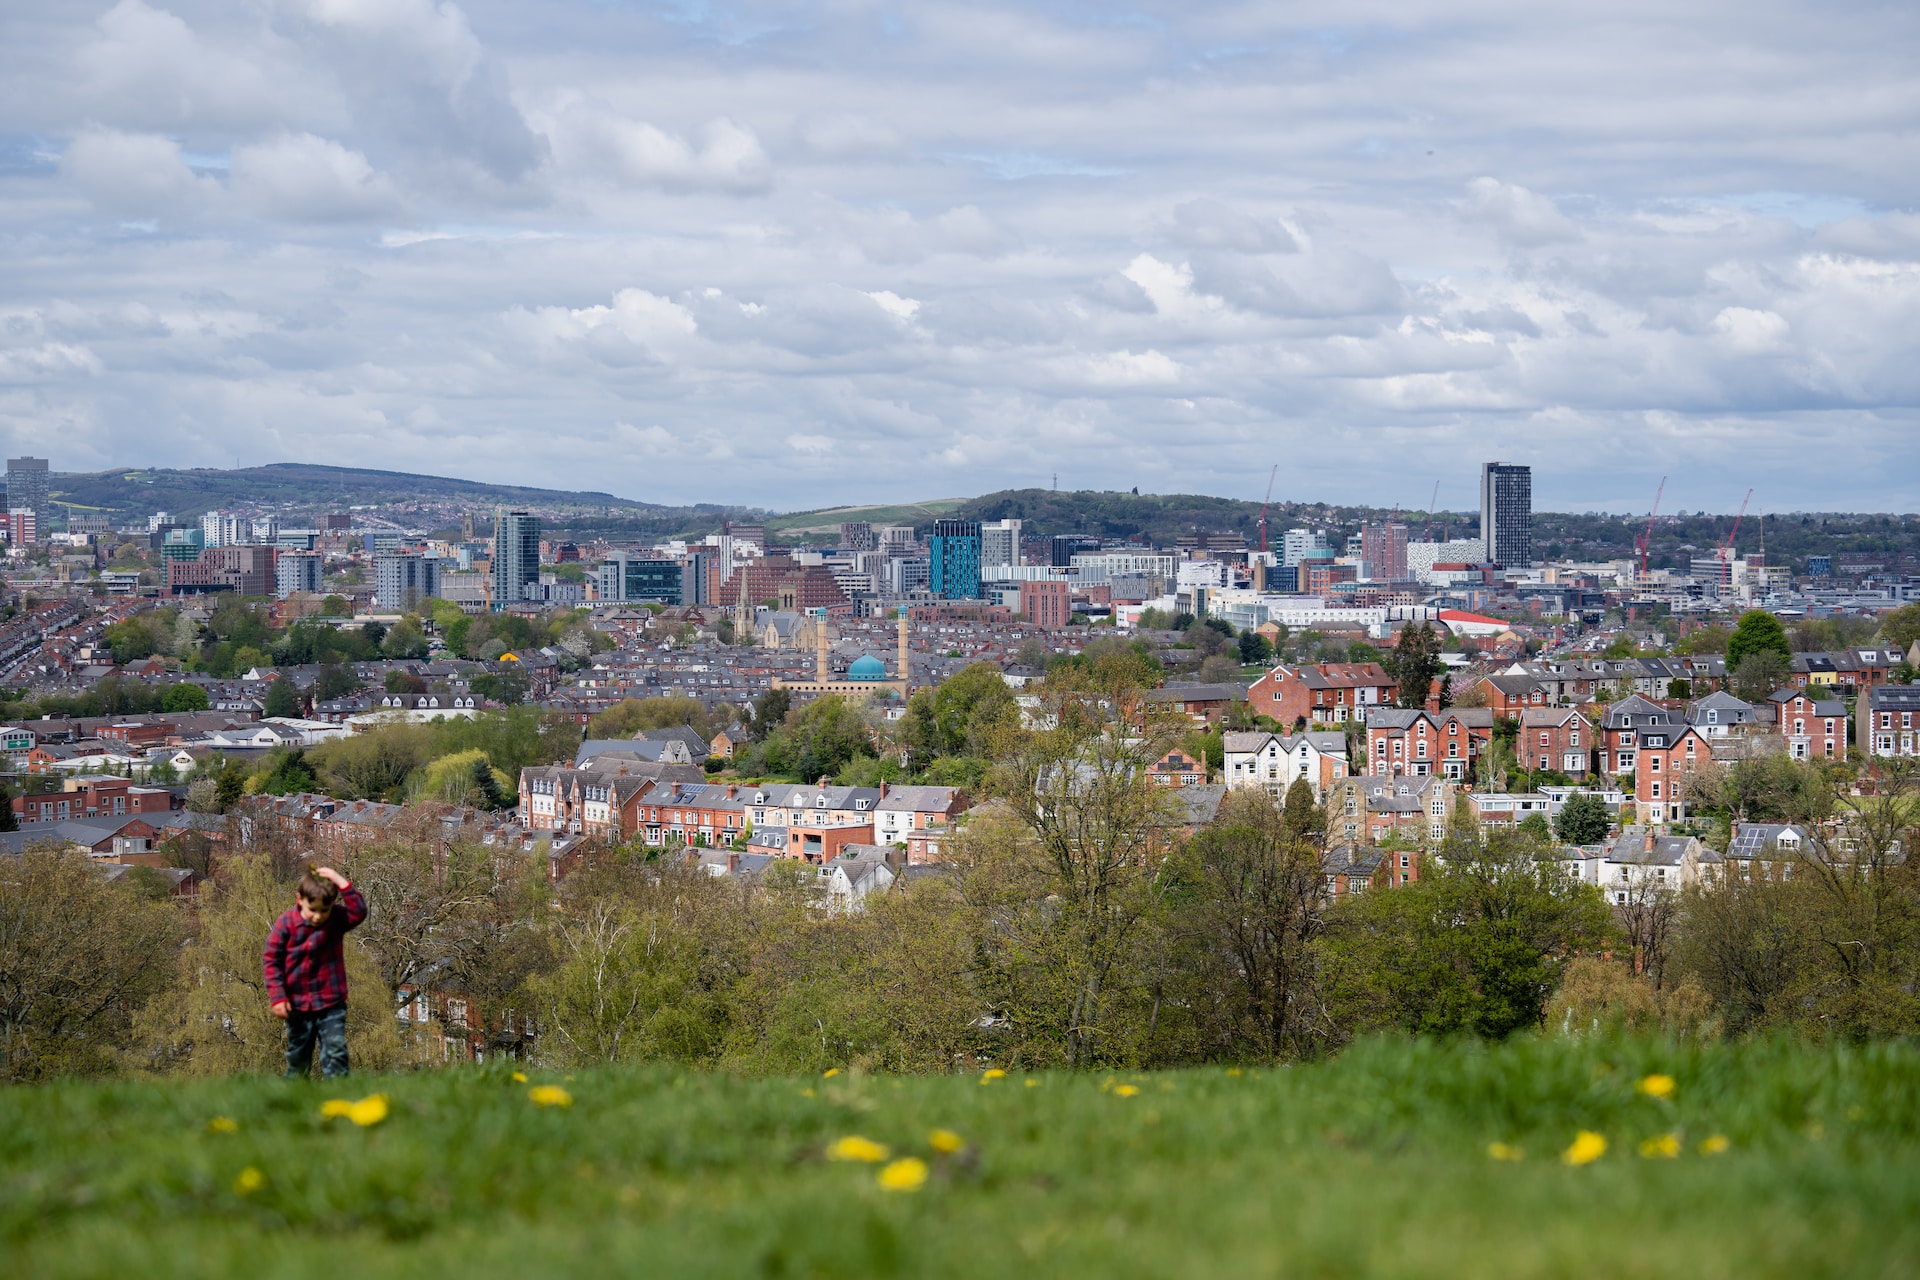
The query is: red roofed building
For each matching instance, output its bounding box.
[1247,662,1397,728]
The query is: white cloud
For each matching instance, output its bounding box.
[59,129,214,214]
[1461,177,1582,247]
[232,134,399,220]
[3,2,1920,507]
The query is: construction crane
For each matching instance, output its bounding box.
[1635,475,1666,581]
[1257,464,1278,554]
[1423,480,1441,541]
[1719,488,1753,557]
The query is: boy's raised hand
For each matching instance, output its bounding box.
[313,866,349,888]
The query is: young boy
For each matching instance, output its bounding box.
[263,865,368,1079]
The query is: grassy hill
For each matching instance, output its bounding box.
[4,1036,1915,1278]
[49,465,706,523]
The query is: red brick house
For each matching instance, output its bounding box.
[1633,724,1710,826]
[1248,662,1397,727]
[1769,690,1847,762]
[1518,707,1595,776]
[1364,709,1495,780]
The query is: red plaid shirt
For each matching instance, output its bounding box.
[263,884,368,1012]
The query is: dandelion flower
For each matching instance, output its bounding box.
[1225,1067,1243,1077]
[511,1071,528,1083]
[1699,1134,1731,1155]
[346,1095,389,1127]
[1112,1084,1140,1099]
[980,1068,1006,1083]
[928,1129,966,1154]
[827,1135,890,1163]
[1486,1142,1524,1162]
[877,1157,928,1192]
[802,1088,816,1098]
[1638,1133,1681,1159]
[1024,1079,1041,1088]
[233,1167,266,1196]
[529,1085,573,1109]
[1562,1131,1607,1165]
[1637,1074,1677,1100]
[319,1099,354,1119]
[823,1068,841,1078]
[207,1116,238,1135]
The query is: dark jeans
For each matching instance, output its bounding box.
[285,1004,350,1079]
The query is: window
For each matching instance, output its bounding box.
[1539,732,1550,748]
[1649,756,1661,773]
[1400,854,1410,868]
[1650,781,1661,798]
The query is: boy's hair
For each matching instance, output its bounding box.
[297,873,339,909]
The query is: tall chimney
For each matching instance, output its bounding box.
[816,613,830,684]
[897,611,910,687]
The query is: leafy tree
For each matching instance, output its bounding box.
[0,846,184,1081]
[745,687,791,743]
[1731,650,1792,703]
[0,783,14,833]
[1555,792,1612,845]
[315,663,360,701]
[1383,621,1443,710]
[1321,827,1617,1039]
[1878,602,1920,655]
[385,670,427,697]
[1725,610,1792,672]
[1237,631,1272,665]
[257,748,319,796]
[1170,788,1327,1060]
[382,617,430,660]
[592,696,721,742]
[1517,812,1553,842]
[469,668,529,705]
[262,678,300,719]
[762,696,874,782]
[161,682,210,713]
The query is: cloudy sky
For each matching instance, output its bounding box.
[2,1,1917,514]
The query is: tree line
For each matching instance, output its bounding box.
[4,654,1917,1084]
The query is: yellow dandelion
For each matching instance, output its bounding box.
[1486,1142,1524,1162]
[511,1071,528,1083]
[1638,1133,1681,1159]
[928,1129,966,1154]
[822,1067,841,1078]
[233,1167,266,1196]
[1637,1074,1676,1100]
[207,1116,238,1135]
[1225,1067,1243,1077]
[877,1157,928,1192]
[980,1068,1006,1083]
[1562,1131,1608,1166]
[1112,1084,1140,1098]
[1699,1134,1731,1155]
[319,1099,354,1119]
[1024,1079,1041,1088]
[802,1088,816,1098]
[346,1095,389,1128]
[826,1135,890,1163]
[528,1085,573,1108]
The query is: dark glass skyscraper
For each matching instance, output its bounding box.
[1480,462,1533,567]
[492,508,540,609]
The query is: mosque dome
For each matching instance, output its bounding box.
[847,653,889,681]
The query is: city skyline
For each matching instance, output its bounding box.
[2,4,1918,513]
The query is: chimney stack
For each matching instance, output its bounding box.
[1644,828,1656,853]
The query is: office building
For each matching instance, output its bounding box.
[727,522,769,553]
[596,553,685,605]
[1480,462,1533,567]
[276,552,324,598]
[375,553,441,612]
[1051,534,1101,568]
[980,518,1022,570]
[879,525,918,554]
[160,528,205,563]
[1361,523,1409,581]
[5,458,48,531]
[492,509,541,610]
[1282,529,1331,566]
[883,556,931,595]
[1020,579,1072,630]
[683,551,712,606]
[928,519,983,600]
[3,511,35,545]
[840,522,876,552]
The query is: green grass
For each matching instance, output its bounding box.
[5,1037,1918,1278]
